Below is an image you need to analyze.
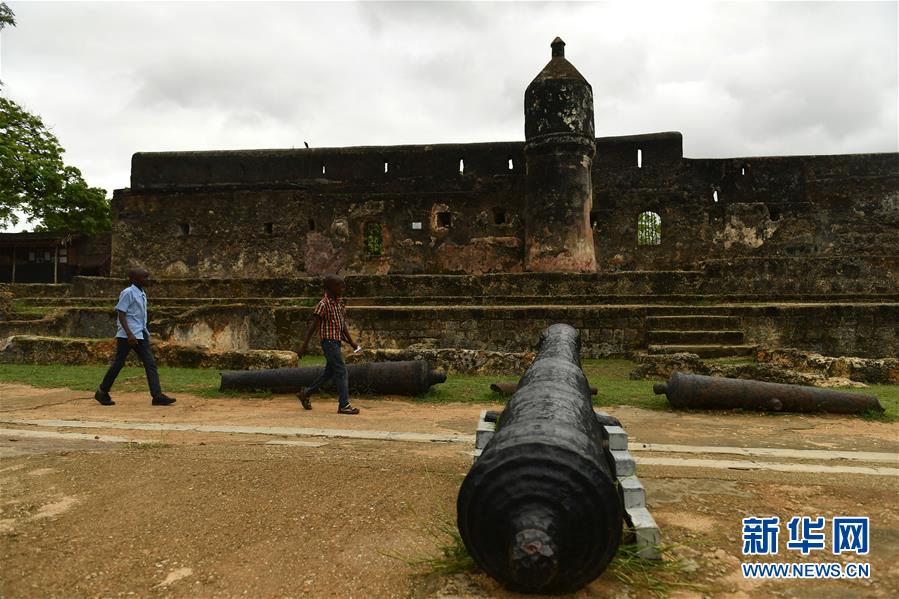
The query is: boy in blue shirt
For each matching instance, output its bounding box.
[94,268,176,406]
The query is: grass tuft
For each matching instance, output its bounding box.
[607,543,706,596]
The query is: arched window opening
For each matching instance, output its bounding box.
[637,211,661,246]
[364,223,383,256]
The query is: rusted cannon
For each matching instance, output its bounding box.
[219,360,446,396]
[457,324,622,594]
[654,371,884,414]
[490,380,598,396]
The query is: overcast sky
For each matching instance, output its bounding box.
[1,1,896,212]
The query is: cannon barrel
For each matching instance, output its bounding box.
[490,380,598,396]
[219,360,446,396]
[654,371,884,414]
[457,324,622,594]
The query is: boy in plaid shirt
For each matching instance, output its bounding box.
[296,274,361,414]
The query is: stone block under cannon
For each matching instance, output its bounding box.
[457,324,632,594]
[654,371,884,414]
[219,360,446,396]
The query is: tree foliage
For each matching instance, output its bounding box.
[0,94,111,234]
[0,3,109,234]
[0,2,14,30]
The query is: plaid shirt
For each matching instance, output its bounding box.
[314,294,347,341]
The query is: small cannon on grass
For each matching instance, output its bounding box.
[654,371,884,414]
[219,360,446,396]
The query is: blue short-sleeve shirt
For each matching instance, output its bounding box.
[115,284,149,339]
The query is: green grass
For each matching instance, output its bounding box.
[606,543,705,596]
[408,526,701,597]
[0,358,895,420]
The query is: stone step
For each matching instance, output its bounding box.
[645,315,741,330]
[11,294,899,307]
[647,344,757,358]
[647,330,745,345]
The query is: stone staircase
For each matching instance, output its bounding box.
[646,315,755,358]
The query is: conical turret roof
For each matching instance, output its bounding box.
[528,37,589,85]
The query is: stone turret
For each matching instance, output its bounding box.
[523,37,597,272]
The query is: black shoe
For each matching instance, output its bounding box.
[297,389,312,410]
[337,404,360,415]
[94,390,115,406]
[152,394,176,406]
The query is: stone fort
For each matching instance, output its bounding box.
[2,39,897,361]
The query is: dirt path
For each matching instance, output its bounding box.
[1,383,898,598]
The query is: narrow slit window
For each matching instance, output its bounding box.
[384,161,389,174]
[741,167,745,176]
[321,163,326,175]
[590,211,599,229]
[307,218,316,231]
[637,211,661,246]
[364,222,383,256]
[508,158,514,171]
[264,222,274,235]
[713,190,719,203]
[637,149,643,168]
[178,223,191,236]
[459,159,465,175]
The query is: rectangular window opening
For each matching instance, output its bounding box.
[384,161,389,174]
[459,158,465,175]
[637,148,643,168]
[178,223,191,236]
[321,163,326,175]
[508,158,514,171]
[437,211,452,228]
[493,208,508,225]
[713,190,719,203]
[264,222,274,235]
[308,218,316,231]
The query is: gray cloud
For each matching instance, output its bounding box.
[1,0,895,219]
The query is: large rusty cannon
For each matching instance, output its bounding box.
[457,324,622,594]
[219,360,446,396]
[654,371,884,414]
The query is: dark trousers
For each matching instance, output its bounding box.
[99,337,162,399]
[304,339,349,408]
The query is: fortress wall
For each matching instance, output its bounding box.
[116,133,898,281]
[591,152,899,271]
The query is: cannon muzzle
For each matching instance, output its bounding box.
[219,360,445,396]
[457,324,622,594]
[654,371,884,414]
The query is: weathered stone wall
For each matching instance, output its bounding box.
[112,133,898,284]
[5,302,895,359]
[592,149,899,271]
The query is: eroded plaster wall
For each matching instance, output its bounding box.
[112,133,899,280]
